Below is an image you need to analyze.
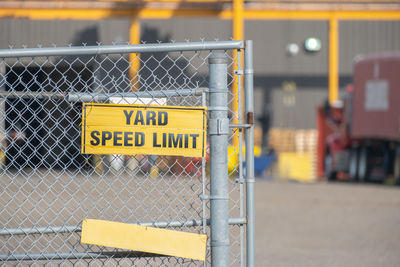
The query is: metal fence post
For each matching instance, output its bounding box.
[244,40,255,267]
[209,53,230,266]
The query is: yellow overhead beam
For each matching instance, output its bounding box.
[242,10,400,20]
[141,0,229,2]
[0,8,229,20]
[1,8,400,20]
[138,8,228,18]
[0,9,134,20]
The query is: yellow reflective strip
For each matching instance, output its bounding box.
[81,219,207,261]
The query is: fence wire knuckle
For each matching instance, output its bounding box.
[0,41,249,266]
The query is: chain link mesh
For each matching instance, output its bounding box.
[0,42,243,266]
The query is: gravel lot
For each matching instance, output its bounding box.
[2,169,399,266]
[255,180,400,267]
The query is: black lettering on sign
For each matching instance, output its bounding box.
[169,133,183,148]
[162,133,167,147]
[102,131,112,146]
[135,132,145,147]
[134,110,144,125]
[123,110,134,125]
[90,131,100,146]
[123,109,169,126]
[153,132,161,147]
[113,131,123,146]
[146,111,156,125]
[190,134,199,149]
[158,111,168,126]
[124,132,133,146]
[184,134,189,148]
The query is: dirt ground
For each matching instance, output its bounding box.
[254,179,400,267]
[2,169,400,266]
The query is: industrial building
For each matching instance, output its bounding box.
[1,0,399,168]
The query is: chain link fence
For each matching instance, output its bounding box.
[0,40,254,266]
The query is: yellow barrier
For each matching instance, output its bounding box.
[227,145,262,175]
[278,152,316,182]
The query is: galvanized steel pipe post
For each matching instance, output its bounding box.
[208,53,230,266]
[244,40,255,267]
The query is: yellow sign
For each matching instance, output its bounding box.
[81,219,207,261]
[81,103,207,157]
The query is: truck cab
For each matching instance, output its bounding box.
[318,53,400,184]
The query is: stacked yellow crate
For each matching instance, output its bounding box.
[268,128,296,153]
[294,130,318,181]
[269,128,318,182]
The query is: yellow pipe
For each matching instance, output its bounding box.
[129,15,141,91]
[138,8,228,19]
[0,8,228,20]
[2,9,400,20]
[232,0,243,147]
[329,17,339,104]
[336,11,400,20]
[142,0,229,2]
[242,10,400,20]
[141,9,400,21]
[0,9,134,20]
[233,0,244,39]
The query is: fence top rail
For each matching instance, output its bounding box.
[0,40,244,58]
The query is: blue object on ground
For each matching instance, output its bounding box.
[254,154,276,177]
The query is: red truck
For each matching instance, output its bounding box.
[317,53,400,184]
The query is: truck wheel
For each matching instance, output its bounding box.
[358,147,369,182]
[394,147,400,185]
[324,153,336,181]
[349,148,359,182]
